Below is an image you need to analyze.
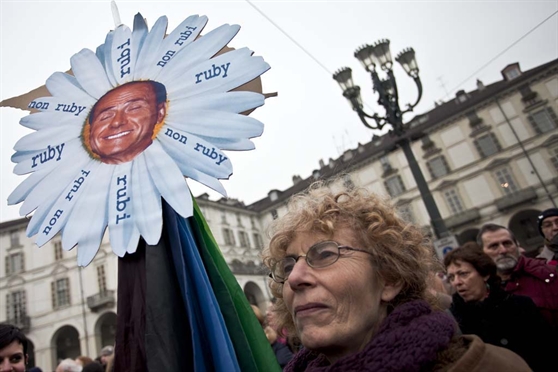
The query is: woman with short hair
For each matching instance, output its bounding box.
[263,183,531,371]
[444,247,553,371]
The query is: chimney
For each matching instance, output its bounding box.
[312,170,320,179]
[476,79,485,91]
[292,175,302,185]
[455,90,467,103]
[319,159,325,168]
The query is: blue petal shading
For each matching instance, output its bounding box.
[18,144,90,216]
[61,165,112,266]
[170,91,264,114]
[35,161,101,247]
[147,15,207,80]
[46,72,96,103]
[8,167,52,205]
[14,139,82,175]
[133,16,168,80]
[70,48,113,99]
[165,110,263,140]
[144,141,193,218]
[131,153,162,245]
[14,125,81,152]
[20,111,83,131]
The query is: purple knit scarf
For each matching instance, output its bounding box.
[285,300,455,372]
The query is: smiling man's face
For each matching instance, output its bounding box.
[89,81,166,164]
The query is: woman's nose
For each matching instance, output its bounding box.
[286,258,313,289]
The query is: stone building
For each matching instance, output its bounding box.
[1,58,557,369]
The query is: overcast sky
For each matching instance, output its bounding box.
[1,0,557,223]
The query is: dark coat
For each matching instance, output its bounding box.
[272,341,295,369]
[502,255,558,328]
[450,285,554,371]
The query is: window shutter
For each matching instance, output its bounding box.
[66,278,71,305]
[51,282,56,309]
[21,253,25,272]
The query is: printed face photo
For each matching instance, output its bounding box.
[88,81,167,164]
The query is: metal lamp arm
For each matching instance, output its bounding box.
[402,76,423,114]
[356,108,387,130]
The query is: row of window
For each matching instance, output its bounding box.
[4,241,64,276]
[6,265,108,320]
[222,228,264,249]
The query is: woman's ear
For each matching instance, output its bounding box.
[483,275,490,282]
[381,282,403,302]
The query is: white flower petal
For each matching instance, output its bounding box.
[8,167,52,205]
[14,139,82,175]
[70,48,113,99]
[165,110,263,140]
[20,112,83,131]
[125,228,141,254]
[157,128,232,179]
[170,91,264,114]
[132,13,148,53]
[184,167,228,197]
[100,31,118,86]
[144,141,193,218]
[131,153,162,245]
[35,162,101,247]
[156,24,240,86]
[166,48,270,100]
[25,96,92,121]
[107,162,136,257]
[196,136,256,151]
[26,198,58,238]
[11,149,42,164]
[19,145,90,216]
[133,16,168,80]
[60,164,112,257]
[46,72,95,103]
[110,25,135,85]
[145,15,208,80]
[14,125,82,153]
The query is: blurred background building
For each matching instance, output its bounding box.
[1,58,557,369]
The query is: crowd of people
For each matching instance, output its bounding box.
[2,181,557,371]
[261,183,558,371]
[0,324,114,372]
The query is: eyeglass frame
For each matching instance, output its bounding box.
[268,240,374,284]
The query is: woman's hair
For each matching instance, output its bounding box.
[0,323,28,355]
[262,181,436,337]
[443,246,501,287]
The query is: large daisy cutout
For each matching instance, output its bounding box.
[8,13,270,266]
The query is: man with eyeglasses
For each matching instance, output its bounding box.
[478,223,558,329]
[536,208,558,265]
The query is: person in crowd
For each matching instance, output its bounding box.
[98,346,113,369]
[27,367,42,372]
[478,223,558,327]
[263,183,531,371]
[252,304,294,369]
[537,208,558,264]
[81,361,104,372]
[444,247,553,371]
[427,263,453,310]
[266,302,300,354]
[0,324,28,372]
[75,356,93,367]
[55,358,82,372]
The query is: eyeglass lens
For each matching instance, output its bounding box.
[274,241,341,281]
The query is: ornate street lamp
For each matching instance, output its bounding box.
[333,40,449,238]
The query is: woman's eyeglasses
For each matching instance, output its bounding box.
[269,240,372,284]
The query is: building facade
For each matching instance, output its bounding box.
[1,58,557,369]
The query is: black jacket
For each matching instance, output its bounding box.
[450,285,554,371]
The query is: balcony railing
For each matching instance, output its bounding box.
[87,290,115,312]
[445,208,481,229]
[6,316,31,333]
[495,187,538,212]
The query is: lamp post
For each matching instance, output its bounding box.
[333,39,449,239]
